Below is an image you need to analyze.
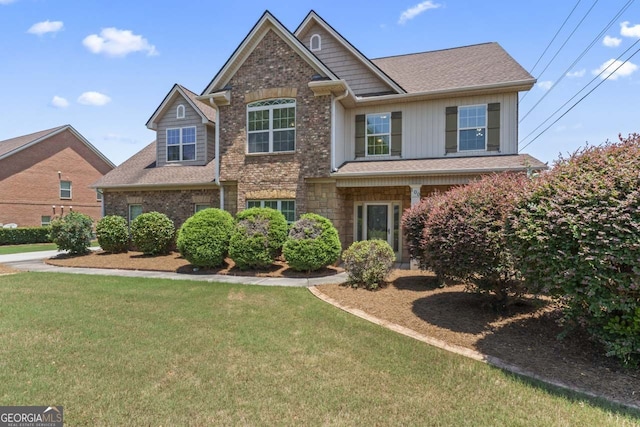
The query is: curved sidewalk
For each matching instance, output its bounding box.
[1,251,348,287]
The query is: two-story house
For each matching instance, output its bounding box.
[94,10,546,261]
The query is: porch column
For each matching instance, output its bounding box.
[409,185,421,270]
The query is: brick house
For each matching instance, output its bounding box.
[94,10,546,261]
[0,125,115,227]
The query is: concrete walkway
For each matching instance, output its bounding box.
[0,250,348,287]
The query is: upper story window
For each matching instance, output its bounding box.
[96,189,103,202]
[458,105,486,151]
[366,113,391,156]
[167,126,196,162]
[60,181,72,199]
[247,99,296,154]
[310,34,321,51]
[176,104,185,119]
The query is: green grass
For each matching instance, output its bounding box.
[0,273,637,426]
[0,241,99,255]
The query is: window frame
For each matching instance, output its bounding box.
[128,204,143,225]
[176,104,185,119]
[310,34,321,51]
[166,126,197,162]
[194,204,210,213]
[458,104,487,152]
[41,215,51,227]
[365,112,391,157]
[246,98,296,154]
[96,189,103,202]
[246,199,296,223]
[60,180,72,199]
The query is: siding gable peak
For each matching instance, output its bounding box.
[147,84,216,130]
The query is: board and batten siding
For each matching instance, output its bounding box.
[156,95,209,167]
[335,93,519,167]
[299,24,394,96]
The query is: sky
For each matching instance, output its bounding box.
[1,0,639,166]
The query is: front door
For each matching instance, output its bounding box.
[356,202,401,260]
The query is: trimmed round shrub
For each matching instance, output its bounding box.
[96,215,129,253]
[176,208,234,268]
[342,239,395,290]
[49,211,93,255]
[507,134,640,366]
[228,207,288,270]
[283,213,341,272]
[130,212,175,255]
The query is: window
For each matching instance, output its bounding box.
[310,34,321,51]
[96,190,103,202]
[366,113,390,156]
[458,105,486,151]
[41,216,51,227]
[194,204,210,213]
[246,199,295,223]
[129,204,143,225]
[247,99,296,153]
[176,104,185,119]
[167,126,196,162]
[60,181,72,199]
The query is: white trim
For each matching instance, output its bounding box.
[176,104,185,119]
[147,85,214,130]
[246,98,296,154]
[246,199,296,222]
[128,204,142,225]
[59,180,72,200]
[457,104,487,152]
[194,203,211,213]
[166,126,197,162]
[353,201,402,260]
[310,33,321,51]
[364,112,391,157]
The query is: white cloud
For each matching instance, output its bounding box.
[398,1,441,25]
[77,91,111,106]
[566,69,586,78]
[0,0,16,4]
[50,96,69,108]
[620,21,640,38]
[603,35,622,47]
[82,27,157,57]
[592,59,638,80]
[537,80,553,90]
[27,20,63,36]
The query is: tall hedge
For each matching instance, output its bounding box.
[177,208,234,268]
[508,134,640,365]
[283,213,341,272]
[0,227,51,245]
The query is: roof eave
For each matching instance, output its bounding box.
[331,164,547,179]
[93,181,219,190]
[147,85,214,130]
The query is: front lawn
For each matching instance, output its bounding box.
[0,273,636,425]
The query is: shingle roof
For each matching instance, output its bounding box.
[371,43,534,93]
[334,154,546,177]
[0,125,67,158]
[93,141,216,188]
[179,85,216,122]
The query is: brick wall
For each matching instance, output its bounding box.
[0,128,113,227]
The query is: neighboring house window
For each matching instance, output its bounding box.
[96,190,103,202]
[167,126,196,161]
[355,112,402,158]
[60,181,72,199]
[194,204,210,213]
[458,105,486,151]
[176,104,185,119]
[41,216,51,227]
[129,204,143,225]
[247,199,295,223]
[247,99,296,154]
[310,34,321,51]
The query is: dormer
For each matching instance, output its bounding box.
[146,84,216,167]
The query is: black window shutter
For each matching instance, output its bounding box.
[355,114,365,157]
[445,106,458,154]
[391,111,402,157]
[487,103,500,152]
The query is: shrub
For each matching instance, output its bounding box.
[507,134,640,365]
[228,207,288,270]
[283,213,341,272]
[130,212,175,255]
[0,227,51,245]
[176,208,235,268]
[96,215,129,253]
[342,240,395,290]
[49,212,94,255]
[410,173,531,309]
[401,196,442,270]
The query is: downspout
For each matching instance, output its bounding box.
[331,90,349,172]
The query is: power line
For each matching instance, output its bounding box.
[520,0,635,123]
[518,46,640,152]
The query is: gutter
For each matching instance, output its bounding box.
[331,165,547,179]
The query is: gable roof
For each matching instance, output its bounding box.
[0,124,115,168]
[93,141,216,189]
[371,43,535,94]
[294,10,405,95]
[147,84,216,130]
[201,10,339,95]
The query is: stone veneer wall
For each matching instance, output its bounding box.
[104,188,219,229]
[217,29,332,217]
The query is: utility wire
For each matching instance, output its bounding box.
[518,46,640,152]
[519,37,640,146]
[520,0,635,122]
